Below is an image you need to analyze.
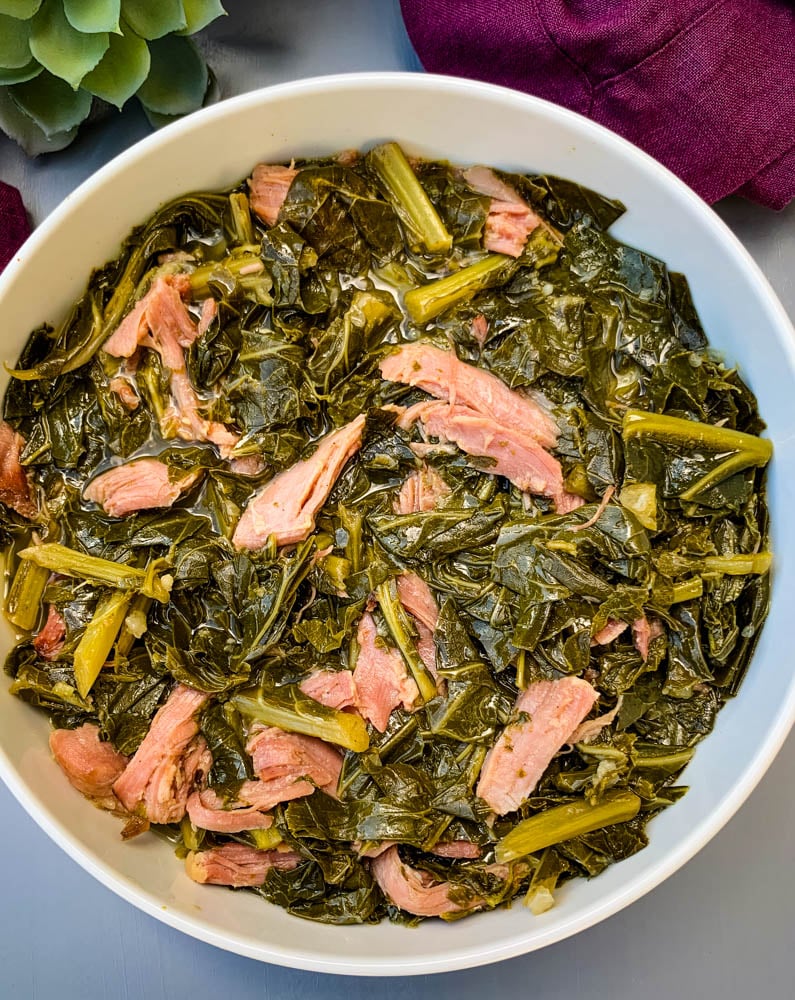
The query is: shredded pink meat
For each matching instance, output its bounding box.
[84,458,199,517]
[417,401,568,506]
[477,677,599,815]
[186,787,275,833]
[185,843,302,887]
[229,454,266,476]
[233,415,365,550]
[396,572,438,633]
[248,163,299,225]
[591,618,629,646]
[394,464,450,514]
[246,726,342,798]
[103,277,239,457]
[371,846,477,918]
[432,841,482,859]
[299,670,358,711]
[34,605,66,660]
[197,297,217,337]
[109,376,140,410]
[631,616,665,662]
[380,343,558,449]
[113,685,209,823]
[397,572,439,679]
[471,313,489,346]
[50,724,128,810]
[0,421,36,518]
[353,611,419,732]
[569,696,624,745]
[235,775,316,810]
[463,166,553,258]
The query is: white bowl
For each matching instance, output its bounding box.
[1,73,793,976]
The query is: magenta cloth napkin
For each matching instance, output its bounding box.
[400,0,795,209]
[0,181,30,271]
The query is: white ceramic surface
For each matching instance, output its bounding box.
[0,73,793,976]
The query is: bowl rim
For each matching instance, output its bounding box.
[1,70,794,976]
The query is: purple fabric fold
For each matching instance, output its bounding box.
[400,0,795,209]
[0,181,30,272]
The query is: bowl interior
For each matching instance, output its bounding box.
[1,74,794,975]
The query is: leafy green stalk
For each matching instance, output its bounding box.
[367,142,452,253]
[232,686,370,753]
[622,409,772,464]
[339,504,363,573]
[404,254,513,324]
[702,552,772,575]
[375,580,437,703]
[248,827,284,850]
[18,544,172,602]
[189,250,266,299]
[228,192,255,245]
[679,450,764,501]
[73,590,132,698]
[115,593,152,658]
[5,556,49,631]
[495,790,641,862]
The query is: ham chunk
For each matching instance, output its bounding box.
[380,343,558,449]
[235,775,316,810]
[113,684,209,824]
[103,277,239,457]
[165,369,241,457]
[185,843,302,888]
[246,726,343,798]
[397,572,439,679]
[102,275,198,367]
[591,618,629,647]
[397,572,438,633]
[476,677,598,815]
[463,165,548,258]
[299,670,358,712]
[353,611,419,732]
[418,401,568,506]
[394,464,450,514]
[0,421,36,518]
[50,724,127,811]
[248,163,299,226]
[432,841,482,859]
[186,787,275,833]
[109,376,139,410]
[233,415,366,551]
[632,616,664,661]
[34,605,66,660]
[84,458,199,517]
[371,846,477,918]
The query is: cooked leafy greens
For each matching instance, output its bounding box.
[1,143,771,927]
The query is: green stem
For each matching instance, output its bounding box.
[248,827,283,850]
[228,192,255,245]
[115,593,153,658]
[622,409,772,464]
[680,449,765,501]
[375,580,438,703]
[702,552,772,575]
[18,544,172,603]
[5,557,49,631]
[232,687,369,753]
[404,254,514,325]
[495,790,641,862]
[367,142,452,253]
[73,590,132,698]
[339,504,363,574]
[189,250,265,299]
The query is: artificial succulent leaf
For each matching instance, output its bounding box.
[8,69,92,137]
[120,0,186,40]
[29,0,109,88]
[63,0,120,34]
[81,21,150,107]
[135,34,206,115]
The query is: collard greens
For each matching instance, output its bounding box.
[0,143,771,926]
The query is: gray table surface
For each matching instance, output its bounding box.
[1,2,793,996]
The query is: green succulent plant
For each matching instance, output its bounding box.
[0,0,226,154]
